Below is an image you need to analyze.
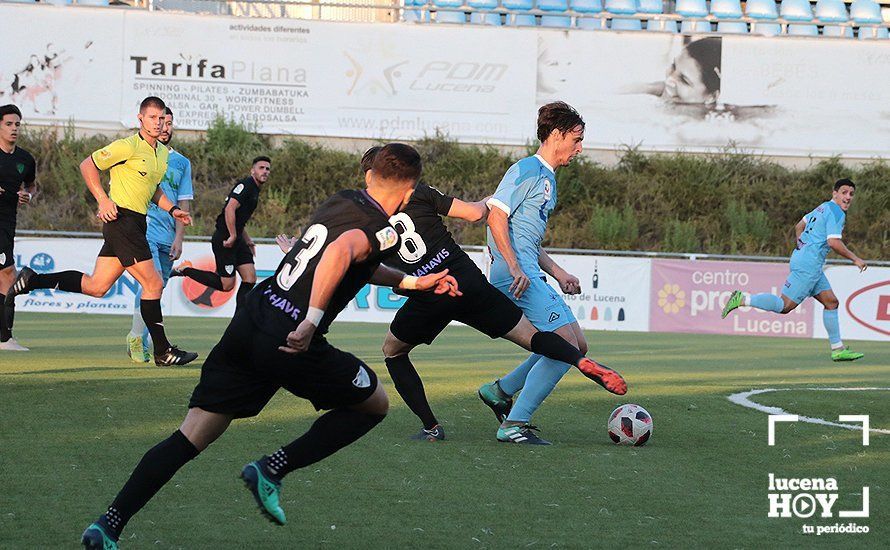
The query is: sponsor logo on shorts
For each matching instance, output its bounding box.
[353,365,371,388]
[548,311,560,323]
[225,264,234,275]
[376,227,398,251]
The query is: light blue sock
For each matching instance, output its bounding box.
[823,309,842,348]
[749,293,784,313]
[506,357,571,423]
[499,353,541,396]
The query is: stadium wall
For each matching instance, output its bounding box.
[11,238,889,341]
[5,4,890,158]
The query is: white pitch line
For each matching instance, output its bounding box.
[727,387,890,435]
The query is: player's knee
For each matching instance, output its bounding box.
[221,278,236,292]
[370,384,390,416]
[823,297,839,310]
[577,338,589,356]
[142,279,163,296]
[82,280,111,297]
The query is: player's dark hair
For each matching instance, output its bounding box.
[834,178,855,191]
[537,101,584,143]
[360,146,382,173]
[371,143,422,182]
[165,107,174,117]
[252,155,271,166]
[139,96,166,113]
[0,104,22,120]
[684,37,722,95]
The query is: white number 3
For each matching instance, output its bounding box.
[276,224,328,291]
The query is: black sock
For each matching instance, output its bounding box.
[263,409,385,479]
[140,299,171,353]
[235,281,255,312]
[0,294,8,342]
[385,355,438,429]
[182,268,224,291]
[104,430,199,538]
[28,270,83,293]
[530,331,583,366]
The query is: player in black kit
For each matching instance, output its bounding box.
[172,156,269,312]
[0,105,38,352]
[80,144,460,550]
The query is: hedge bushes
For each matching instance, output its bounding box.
[17,119,888,260]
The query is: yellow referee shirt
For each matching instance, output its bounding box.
[91,133,169,215]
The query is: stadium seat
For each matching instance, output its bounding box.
[572,0,607,28]
[404,0,429,22]
[676,0,711,32]
[539,0,572,27]
[822,24,855,36]
[503,0,536,25]
[76,0,110,4]
[711,0,747,33]
[781,0,818,35]
[468,0,501,24]
[605,0,642,30]
[851,0,889,38]
[45,0,74,5]
[746,0,781,36]
[434,0,468,23]
[814,0,849,21]
[639,0,676,31]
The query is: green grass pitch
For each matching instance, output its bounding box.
[1,313,887,548]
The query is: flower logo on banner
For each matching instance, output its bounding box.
[658,283,686,314]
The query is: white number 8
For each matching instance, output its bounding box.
[389,212,427,264]
[276,224,328,291]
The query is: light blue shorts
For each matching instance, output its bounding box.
[495,276,576,332]
[782,268,831,304]
[134,240,173,305]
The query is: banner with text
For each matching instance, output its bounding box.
[813,266,890,342]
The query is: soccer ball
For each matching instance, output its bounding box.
[607,404,653,446]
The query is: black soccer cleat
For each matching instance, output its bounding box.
[410,424,445,442]
[155,345,198,367]
[5,266,35,305]
[496,424,551,445]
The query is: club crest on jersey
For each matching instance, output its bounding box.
[543,180,552,201]
[232,183,244,195]
[225,264,234,275]
[353,365,371,388]
[16,163,25,174]
[376,226,398,251]
[0,253,5,265]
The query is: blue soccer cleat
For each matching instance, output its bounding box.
[240,460,287,525]
[81,517,118,550]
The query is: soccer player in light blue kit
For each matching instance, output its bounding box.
[126,107,193,362]
[722,178,866,361]
[478,102,627,445]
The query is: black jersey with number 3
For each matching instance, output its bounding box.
[247,189,400,340]
[384,183,476,278]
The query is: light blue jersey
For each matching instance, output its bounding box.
[791,200,845,273]
[486,155,557,287]
[145,148,193,246]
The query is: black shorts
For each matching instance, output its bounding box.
[189,311,378,418]
[98,208,152,267]
[0,225,13,269]
[211,229,254,277]
[390,265,523,346]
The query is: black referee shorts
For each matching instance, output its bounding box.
[98,207,152,267]
[0,225,14,269]
[211,229,254,278]
[390,265,523,346]
[189,310,379,419]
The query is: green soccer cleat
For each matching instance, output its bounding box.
[831,347,864,362]
[478,380,513,424]
[81,520,118,550]
[126,334,150,363]
[240,461,287,525]
[721,290,744,319]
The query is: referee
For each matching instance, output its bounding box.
[5,96,197,366]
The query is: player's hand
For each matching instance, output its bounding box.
[558,272,581,295]
[854,258,868,272]
[279,319,316,354]
[223,235,236,248]
[97,198,118,223]
[172,208,192,226]
[417,269,462,297]
[170,238,183,260]
[17,190,33,206]
[276,234,297,254]
[508,264,530,299]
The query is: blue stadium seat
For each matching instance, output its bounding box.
[606,0,642,30]
[746,0,781,36]
[504,0,536,25]
[468,0,501,25]
[404,0,429,22]
[781,0,818,35]
[823,25,855,36]
[572,0,607,28]
[539,0,572,27]
[434,0,468,23]
[851,0,889,38]
[711,0,747,33]
[676,0,711,33]
[639,0,677,32]
[814,0,849,21]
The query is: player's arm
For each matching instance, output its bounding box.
[487,206,530,298]
[223,198,240,247]
[446,196,491,223]
[170,198,190,260]
[828,238,867,272]
[80,156,117,222]
[17,158,38,205]
[242,228,256,256]
[538,247,581,295]
[151,187,192,227]
[370,264,461,295]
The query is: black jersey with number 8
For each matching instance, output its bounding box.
[247,189,400,339]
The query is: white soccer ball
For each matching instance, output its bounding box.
[607,404,653,446]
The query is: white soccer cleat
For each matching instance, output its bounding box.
[0,337,29,351]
